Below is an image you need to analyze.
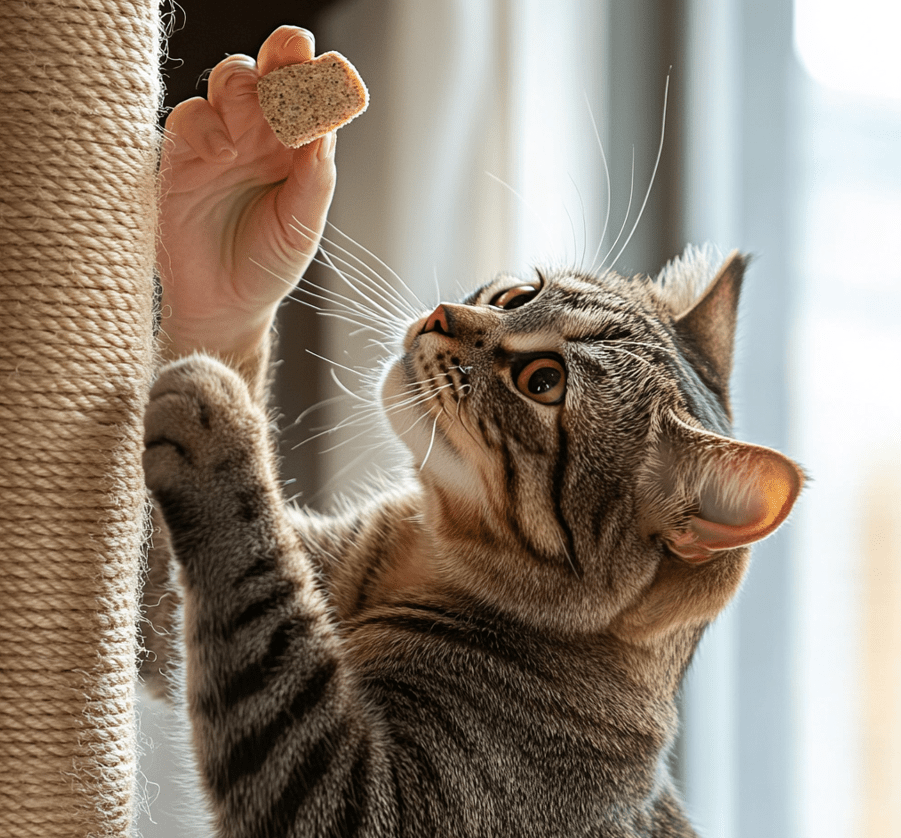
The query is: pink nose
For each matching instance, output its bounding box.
[421,304,452,336]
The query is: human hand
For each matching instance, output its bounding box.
[157,26,336,363]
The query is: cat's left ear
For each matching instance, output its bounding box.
[649,413,805,563]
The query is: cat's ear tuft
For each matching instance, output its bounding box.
[648,413,805,563]
[672,250,747,392]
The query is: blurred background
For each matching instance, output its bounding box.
[139,1,901,835]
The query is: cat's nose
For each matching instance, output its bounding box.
[420,304,454,337]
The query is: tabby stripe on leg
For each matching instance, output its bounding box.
[208,658,340,798]
[194,581,295,648]
[238,550,278,582]
[196,618,314,720]
[230,582,294,633]
[250,719,351,838]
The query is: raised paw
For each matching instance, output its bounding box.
[143,354,270,499]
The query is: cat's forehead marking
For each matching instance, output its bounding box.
[500,330,564,354]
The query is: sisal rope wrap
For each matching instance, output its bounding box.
[0,1,160,835]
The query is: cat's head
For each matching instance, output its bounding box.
[380,247,803,641]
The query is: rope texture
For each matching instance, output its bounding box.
[0,1,160,835]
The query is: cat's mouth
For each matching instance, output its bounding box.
[379,332,476,469]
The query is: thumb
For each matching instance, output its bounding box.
[274,132,338,263]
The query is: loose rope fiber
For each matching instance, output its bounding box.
[0,1,160,835]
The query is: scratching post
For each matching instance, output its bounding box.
[0,1,160,835]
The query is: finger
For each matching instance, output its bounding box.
[275,132,338,259]
[206,53,264,138]
[164,97,236,163]
[257,26,315,77]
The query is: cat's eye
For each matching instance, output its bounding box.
[490,284,539,310]
[514,357,566,405]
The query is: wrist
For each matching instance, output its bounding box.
[158,306,278,364]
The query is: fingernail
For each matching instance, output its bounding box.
[316,131,336,162]
[286,28,315,56]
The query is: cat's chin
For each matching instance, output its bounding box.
[379,358,486,499]
[379,360,442,463]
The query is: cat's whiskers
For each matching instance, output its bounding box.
[418,415,440,472]
[379,382,454,418]
[249,256,372,323]
[249,255,395,339]
[584,92,613,273]
[313,252,411,325]
[304,350,373,379]
[567,172,588,270]
[291,217,425,318]
[324,219,428,312]
[313,309,394,338]
[607,74,670,270]
[593,74,670,273]
[339,380,455,435]
[312,241,419,323]
[296,383,449,454]
[320,380,448,438]
[299,260,405,331]
[285,393,353,432]
[592,147,635,275]
[597,343,655,368]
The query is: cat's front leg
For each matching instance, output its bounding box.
[143,355,394,837]
[143,353,285,583]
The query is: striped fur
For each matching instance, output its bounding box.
[142,249,803,836]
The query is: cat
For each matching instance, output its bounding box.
[142,245,804,837]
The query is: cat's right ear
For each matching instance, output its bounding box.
[646,414,805,563]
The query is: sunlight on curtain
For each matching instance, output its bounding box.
[791,2,901,835]
[321,0,607,484]
[794,0,901,102]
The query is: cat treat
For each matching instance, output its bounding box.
[257,51,369,148]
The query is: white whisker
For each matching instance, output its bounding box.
[599,344,654,368]
[418,415,440,471]
[315,310,390,335]
[312,239,419,321]
[289,218,422,321]
[299,259,400,326]
[305,350,371,378]
[567,172,588,271]
[250,255,395,335]
[585,92,612,274]
[596,146,635,272]
[286,394,349,430]
[328,368,371,403]
[325,220,428,310]
[484,171,555,254]
[609,73,670,269]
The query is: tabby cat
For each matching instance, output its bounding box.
[142,245,803,837]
